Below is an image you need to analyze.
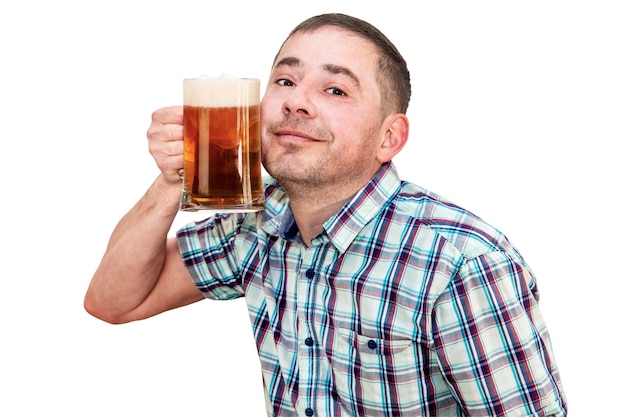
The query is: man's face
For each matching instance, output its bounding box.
[260,26,386,193]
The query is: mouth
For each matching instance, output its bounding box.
[274,128,320,144]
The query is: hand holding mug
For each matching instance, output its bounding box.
[147,106,184,185]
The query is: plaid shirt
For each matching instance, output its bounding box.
[177,163,567,416]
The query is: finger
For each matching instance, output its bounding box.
[155,137,183,158]
[151,105,183,125]
[155,153,184,184]
[147,119,183,143]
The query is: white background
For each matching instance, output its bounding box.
[1,1,624,415]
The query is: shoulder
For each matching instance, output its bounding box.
[392,181,515,260]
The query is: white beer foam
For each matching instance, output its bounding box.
[183,74,260,107]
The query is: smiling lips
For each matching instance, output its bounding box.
[279,129,315,139]
[268,116,332,145]
[274,128,323,145]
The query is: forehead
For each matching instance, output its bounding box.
[275,26,380,75]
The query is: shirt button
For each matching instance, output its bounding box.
[305,408,314,416]
[367,339,378,349]
[305,337,314,346]
[305,269,315,279]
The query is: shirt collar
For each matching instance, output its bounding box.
[323,162,401,253]
[260,162,402,252]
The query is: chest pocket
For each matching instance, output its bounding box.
[329,328,424,416]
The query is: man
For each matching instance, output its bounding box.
[85,13,567,416]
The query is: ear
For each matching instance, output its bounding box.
[376,113,409,164]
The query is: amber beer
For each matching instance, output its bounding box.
[180,76,264,211]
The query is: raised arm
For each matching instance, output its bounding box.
[84,106,204,324]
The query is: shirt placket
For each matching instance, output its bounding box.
[295,242,331,417]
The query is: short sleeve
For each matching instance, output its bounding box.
[176,213,250,300]
[433,250,567,416]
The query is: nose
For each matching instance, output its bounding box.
[282,84,316,118]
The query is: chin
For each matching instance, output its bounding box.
[266,164,310,187]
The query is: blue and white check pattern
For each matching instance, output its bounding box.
[177,163,567,416]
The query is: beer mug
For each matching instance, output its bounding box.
[180,75,265,211]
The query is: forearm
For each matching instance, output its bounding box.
[85,174,181,323]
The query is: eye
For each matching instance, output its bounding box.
[277,78,295,87]
[326,87,346,96]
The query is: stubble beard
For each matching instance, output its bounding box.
[262,121,380,202]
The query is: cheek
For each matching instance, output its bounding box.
[322,113,355,143]
[260,101,275,138]
[261,97,286,139]
[260,89,284,116]
[260,100,272,123]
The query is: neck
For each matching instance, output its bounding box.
[276,162,385,246]
[282,177,368,247]
[288,195,350,247]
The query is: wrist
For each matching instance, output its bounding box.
[148,174,182,216]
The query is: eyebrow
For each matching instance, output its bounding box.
[273,57,361,88]
[322,64,360,88]
[274,56,301,70]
